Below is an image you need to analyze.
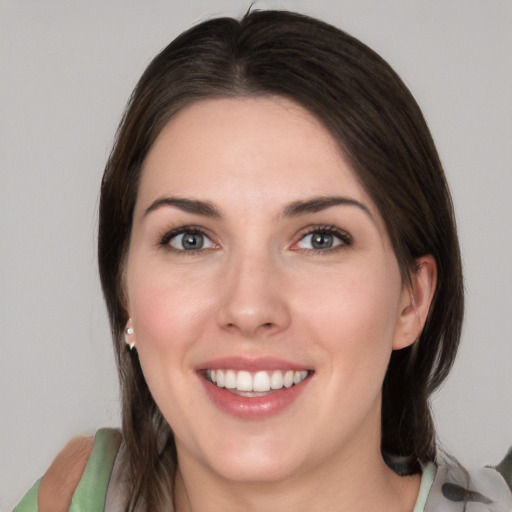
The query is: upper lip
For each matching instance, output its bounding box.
[196,356,312,372]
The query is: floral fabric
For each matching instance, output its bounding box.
[14,429,512,511]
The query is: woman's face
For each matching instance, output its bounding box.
[125,97,417,483]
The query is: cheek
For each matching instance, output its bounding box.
[298,265,400,341]
[294,262,402,401]
[126,263,217,356]
[126,268,214,423]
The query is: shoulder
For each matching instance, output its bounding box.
[38,434,95,512]
[424,460,512,512]
[14,429,122,512]
[494,446,512,493]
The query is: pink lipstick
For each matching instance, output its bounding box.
[197,357,313,419]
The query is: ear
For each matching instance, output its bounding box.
[393,255,437,350]
[124,318,136,350]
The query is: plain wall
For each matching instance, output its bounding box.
[1,0,511,509]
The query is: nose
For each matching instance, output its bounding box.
[215,250,291,339]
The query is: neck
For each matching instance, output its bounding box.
[173,430,420,512]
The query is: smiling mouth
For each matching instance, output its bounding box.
[204,369,312,395]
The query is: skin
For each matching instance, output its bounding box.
[124,97,436,512]
[38,436,94,512]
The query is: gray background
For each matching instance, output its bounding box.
[1,1,511,509]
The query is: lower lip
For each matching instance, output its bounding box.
[200,375,311,420]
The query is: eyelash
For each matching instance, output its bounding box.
[293,225,353,254]
[158,226,216,255]
[157,224,353,255]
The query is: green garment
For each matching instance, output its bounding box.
[14,428,121,512]
[495,446,512,491]
[13,429,512,512]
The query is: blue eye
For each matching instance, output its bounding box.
[296,228,351,251]
[167,230,215,251]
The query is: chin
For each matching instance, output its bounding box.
[209,454,303,484]
[183,430,308,484]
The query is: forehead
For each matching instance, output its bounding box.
[136,96,377,218]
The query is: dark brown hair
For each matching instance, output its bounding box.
[98,9,463,509]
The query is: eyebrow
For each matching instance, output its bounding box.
[144,197,222,218]
[282,196,374,220]
[143,195,373,221]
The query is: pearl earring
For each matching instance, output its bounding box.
[124,325,135,350]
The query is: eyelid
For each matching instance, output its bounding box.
[291,225,353,253]
[158,225,218,253]
[157,224,352,254]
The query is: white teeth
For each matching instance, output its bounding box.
[283,370,294,388]
[270,370,283,390]
[253,371,271,392]
[294,370,308,385]
[236,371,252,391]
[225,370,237,389]
[207,369,309,392]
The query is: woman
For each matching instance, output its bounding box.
[15,9,512,512]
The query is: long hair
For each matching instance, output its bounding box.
[98,10,463,509]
